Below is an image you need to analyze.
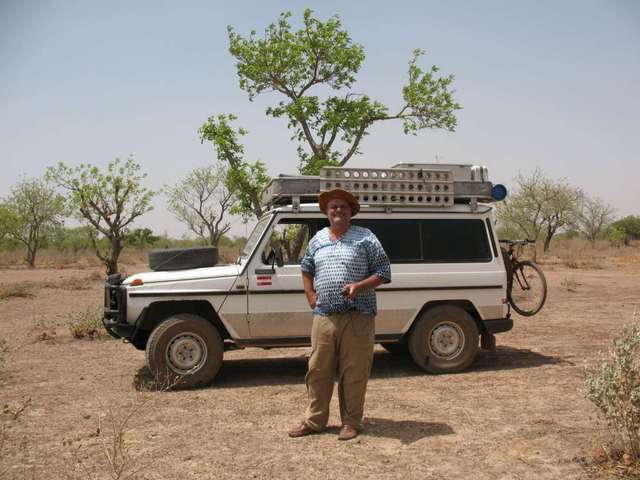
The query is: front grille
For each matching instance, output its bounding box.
[104,274,125,326]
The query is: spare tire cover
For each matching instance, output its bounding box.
[149,247,219,271]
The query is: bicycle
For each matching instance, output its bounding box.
[499,240,548,316]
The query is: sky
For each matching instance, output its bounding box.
[1,0,639,238]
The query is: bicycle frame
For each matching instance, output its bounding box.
[501,239,533,293]
[512,262,532,291]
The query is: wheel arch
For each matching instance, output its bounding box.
[407,300,481,374]
[131,300,230,350]
[404,300,486,339]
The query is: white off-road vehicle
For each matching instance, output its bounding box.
[104,163,511,388]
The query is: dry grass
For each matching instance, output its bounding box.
[541,239,640,270]
[0,283,34,300]
[578,441,640,479]
[31,315,60,343]
[36,275,102,291]
[63,395,157,480]
[0,338,7,367]
[0,397,32,479]
[561,276,580,292]
[63,376,186,479]
[0,246,240,271]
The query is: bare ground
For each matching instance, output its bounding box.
[0,252,639,479]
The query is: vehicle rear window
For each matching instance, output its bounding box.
[421,219,492,263]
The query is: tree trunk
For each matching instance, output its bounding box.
[250,193,263,220]
[25,246,36,268]
[25,228,37,268]
[543,223,557,253]
[107,238,122,275]
[290,227,307,262]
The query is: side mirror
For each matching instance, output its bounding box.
[272,246,284,268]
[264,246,284,269]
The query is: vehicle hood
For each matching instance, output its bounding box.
[122,264,240,285]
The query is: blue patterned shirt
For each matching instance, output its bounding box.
[300,225,391,316]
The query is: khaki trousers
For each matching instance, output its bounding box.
[304,311,375,431]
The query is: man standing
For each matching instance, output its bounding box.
[288,188,391,441]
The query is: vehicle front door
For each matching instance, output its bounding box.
[246,217,319,339]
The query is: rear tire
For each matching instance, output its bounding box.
[408,305,479,374]
[145,314,223,388]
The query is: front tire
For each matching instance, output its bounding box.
[408,305,479,374]
[145,314,223,388]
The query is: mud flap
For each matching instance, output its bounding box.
[481,332,496,351]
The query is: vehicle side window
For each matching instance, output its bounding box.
[352,219,421,262]
[263,220,310,265]
[351,218,491,263]
[421,219,492,262]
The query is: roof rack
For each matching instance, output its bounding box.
[262,163,499,212]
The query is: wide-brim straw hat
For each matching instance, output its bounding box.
[318,188,360,216]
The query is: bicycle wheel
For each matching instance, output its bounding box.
[509,260,547,316]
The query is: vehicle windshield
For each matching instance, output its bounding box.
[237,214,273,262]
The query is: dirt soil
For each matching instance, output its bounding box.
[1,257,639,480]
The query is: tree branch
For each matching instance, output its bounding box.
[339,124,368,166]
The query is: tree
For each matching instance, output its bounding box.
[0,204,13,243]
[47,157,154,275]
[165,164,236,246]
[609,215,640,247]
[0,178,66,267]
[497,169,581,252]
[574,195,615,246]
[124,228,160,248]
[49,226,95,253]
[199,114,269,219]
[225,10,461,175]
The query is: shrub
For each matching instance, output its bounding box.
[69,308,107,340]
[608,226,628,248]
[611,216,640,246]
[32,316,58,343]
[584,315,640,459]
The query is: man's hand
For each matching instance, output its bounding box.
[342,283,361,299]
[343,275,386,300]
[302,272,317,309]
[306,290,317,309]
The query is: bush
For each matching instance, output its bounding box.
[611,216,640,245]
[584,317,640,459]
[69,308,108,340]
[608,226,628,248]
